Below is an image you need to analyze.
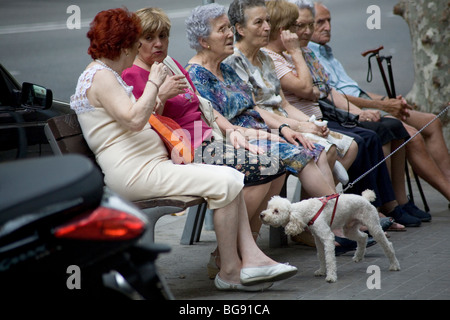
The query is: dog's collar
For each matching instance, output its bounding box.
[308,193,340,227]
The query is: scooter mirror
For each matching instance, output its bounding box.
[20,82,53,110]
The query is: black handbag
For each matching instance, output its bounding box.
[319,98,359,128]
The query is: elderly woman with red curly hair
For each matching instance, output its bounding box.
[70,8,297,292]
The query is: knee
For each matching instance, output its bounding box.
[318,150,331,167]
[213,166,245,190]
[348,141,358,158]
[428,117,443,134]
[408,129,426,148]
[327,145,338,163]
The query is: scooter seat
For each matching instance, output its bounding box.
[0,154,104,227]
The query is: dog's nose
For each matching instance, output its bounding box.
[260,213,265,219]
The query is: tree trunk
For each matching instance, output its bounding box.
[394,0,449,148]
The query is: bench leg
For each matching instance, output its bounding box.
[269,226,287,248]
[139,206,183,244]
[180,203,208,245]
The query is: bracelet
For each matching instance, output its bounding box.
[278,123,290,137]
[147,79,160,92]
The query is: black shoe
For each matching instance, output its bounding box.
[388,206,421,227]
[401,200,432,222]
[380,217,394,231]
[334,236,376,256]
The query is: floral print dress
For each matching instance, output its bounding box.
[186,62,324,175]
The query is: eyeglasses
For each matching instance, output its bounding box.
[217,25,235,35]
[290,22,315,32]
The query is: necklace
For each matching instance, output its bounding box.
[95,59,128,88]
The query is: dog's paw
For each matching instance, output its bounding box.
[314,269,326,277]
[352,255,364,263]
[325,274,337,283]
[389,262,401,271]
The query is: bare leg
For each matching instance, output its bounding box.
[406,110,450,181]
[212,175,285,272]
[298,159,336,197]
[243,174,285,240]
[403,122,450,201]
[390,139,408,205]
[382,142,392,177]
[215,192,278,284]
[339,140,358,170]
[326,145,338,172]
[243,184,271,237]
[213,196,242,284]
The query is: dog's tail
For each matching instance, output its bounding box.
[362,189,376,202]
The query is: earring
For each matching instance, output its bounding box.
[207,45,211,50]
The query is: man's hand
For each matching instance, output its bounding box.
[359,109,381,122]
[377,95,412,120]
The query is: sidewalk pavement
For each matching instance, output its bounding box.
[153,176,450,300]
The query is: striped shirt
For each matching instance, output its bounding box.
[262,47,324,120]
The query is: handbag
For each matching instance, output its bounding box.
[149,113,193,164]
[319,98,359,128]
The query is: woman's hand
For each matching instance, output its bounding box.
[148,61,168,88]
[296,121,329,137]
[312,86,321,101]
[281,127,316,150]
[159,74,189,103]
[243,128,284,142]
[228,130,265,155]
[280,30,301,54]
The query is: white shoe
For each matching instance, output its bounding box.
[240,263,297,286]
[214,275,272,292]
[333,161,349,185]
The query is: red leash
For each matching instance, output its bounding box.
[308,194,340,227]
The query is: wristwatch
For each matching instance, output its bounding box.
[278,123,290,137]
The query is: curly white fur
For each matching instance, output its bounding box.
[260,190,400,282]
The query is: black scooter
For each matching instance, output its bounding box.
[0,154,173,299]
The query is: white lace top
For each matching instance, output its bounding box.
[70,63,134,114]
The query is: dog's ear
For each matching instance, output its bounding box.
[284,217,306,236]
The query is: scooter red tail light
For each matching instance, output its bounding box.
[54,207,146,241]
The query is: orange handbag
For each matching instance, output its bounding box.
[149,113,193,164]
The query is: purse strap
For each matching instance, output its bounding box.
[163,56,223,140]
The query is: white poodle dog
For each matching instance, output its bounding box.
[260,190,400,282]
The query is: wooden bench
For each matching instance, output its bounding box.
[44,113,207,244]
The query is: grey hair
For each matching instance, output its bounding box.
[185,3,226,52]
[287,0,316,17]
[228,0,265,42]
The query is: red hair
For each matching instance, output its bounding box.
[87,8,142,60]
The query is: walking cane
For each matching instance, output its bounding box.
[362,46,430,212]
